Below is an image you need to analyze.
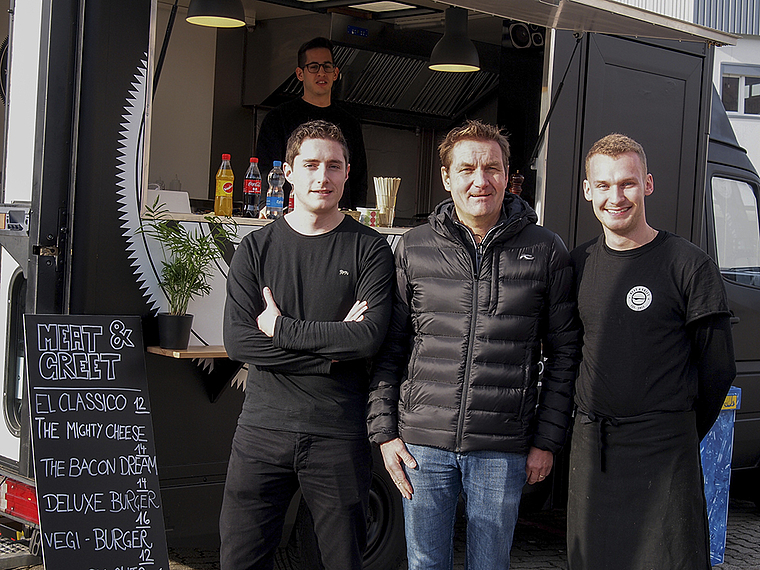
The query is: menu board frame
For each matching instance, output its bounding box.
[24,314,169,570]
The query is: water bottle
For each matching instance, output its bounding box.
[243,157,262,218]
[214,154,234,217]
[266,161,285,219]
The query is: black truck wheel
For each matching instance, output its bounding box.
[363,465,406,570]
[273,498,320,570]
[275,456,406,570]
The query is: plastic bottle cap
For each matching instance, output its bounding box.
[251,157,258,163]
[222,154,231,160]
[273,161,282,167]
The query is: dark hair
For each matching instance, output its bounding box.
[285,120,349,167]
[297,37,335,68]
[438,119,510,171]
[585,133,648,178]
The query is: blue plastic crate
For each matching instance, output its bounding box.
[700,386,741,566]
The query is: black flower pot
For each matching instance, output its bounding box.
[158,313,194,350]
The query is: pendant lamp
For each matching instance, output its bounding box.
[428,7,480,72]
[186,0,246,28]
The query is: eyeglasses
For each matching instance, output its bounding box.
[302,62,335,74]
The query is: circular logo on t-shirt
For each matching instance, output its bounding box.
[626,286,652,311]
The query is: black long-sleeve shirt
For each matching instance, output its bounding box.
[224,216,393,438]
[691,313,736,439]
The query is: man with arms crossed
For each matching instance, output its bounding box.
[257,37,368,209]
[368,120,580,569]
[567,133,736,570]
[220,120,393,570]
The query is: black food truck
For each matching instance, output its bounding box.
[0,1,757,568]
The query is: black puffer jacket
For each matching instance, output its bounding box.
[368,195,580,454]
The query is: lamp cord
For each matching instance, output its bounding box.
[529,33,583,168]
[153,0,179,96]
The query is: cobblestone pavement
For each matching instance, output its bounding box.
[17,498,760,569]
[720,500,760,570]
[163,498,760,570]
[499,499,760,570]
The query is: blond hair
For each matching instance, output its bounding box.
[585,133,647,178]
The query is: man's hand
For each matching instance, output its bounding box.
[379,438,417,500]
[525,447,553,485]
[344,300,368,322]
[257,287,281,337]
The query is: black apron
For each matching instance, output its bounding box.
[567,410,711,570]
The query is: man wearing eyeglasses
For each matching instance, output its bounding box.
[257,37,368,210]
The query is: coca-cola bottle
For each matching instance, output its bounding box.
[243,157,262,218]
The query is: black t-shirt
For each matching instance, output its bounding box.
[256,98,368,209]
[571,231,730,418]
[223,216,393,438]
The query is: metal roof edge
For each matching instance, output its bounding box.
[448,0,738,46]
[574,0,738,45]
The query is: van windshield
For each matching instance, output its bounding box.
[711,176,760,287]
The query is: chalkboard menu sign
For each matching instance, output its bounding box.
[24,314,169,570]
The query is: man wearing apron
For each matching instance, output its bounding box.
[568,133,736,570]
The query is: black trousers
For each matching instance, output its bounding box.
[219,424,372,570]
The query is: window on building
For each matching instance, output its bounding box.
[721,64,760,115]
[722,76,739,111]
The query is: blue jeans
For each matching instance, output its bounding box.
[403,444,527,570]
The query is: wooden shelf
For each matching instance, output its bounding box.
[147,345,228,359]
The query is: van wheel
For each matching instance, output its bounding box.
[275,465,406,570]
[363,466,406,570]
[274,498,320,570]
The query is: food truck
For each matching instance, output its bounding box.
[0,0,758,568]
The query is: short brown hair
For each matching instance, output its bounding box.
[285,120,349,167]
[585,133,648,178]
[438,120,510,171]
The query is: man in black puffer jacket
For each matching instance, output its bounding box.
[367,120,580,570]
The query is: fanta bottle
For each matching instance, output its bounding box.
[214,154,234,216]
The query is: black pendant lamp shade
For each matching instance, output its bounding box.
[186,0,246,28]
[429,7,480,73]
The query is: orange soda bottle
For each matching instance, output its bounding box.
[214,154,234,216]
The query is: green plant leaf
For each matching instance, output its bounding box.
[136,198,238,315]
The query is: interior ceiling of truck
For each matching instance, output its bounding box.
[158,0,734,44]
[244,0,735,45]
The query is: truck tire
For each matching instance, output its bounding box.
[363,465,406,570]
[275,463,406,570]
[273,499,320,570]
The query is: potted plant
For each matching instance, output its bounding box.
[138,199,237,349]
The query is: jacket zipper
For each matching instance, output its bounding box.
[452,218,520,451]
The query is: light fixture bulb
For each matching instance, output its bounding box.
[186,0,246,28]
[429,7,480,73]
